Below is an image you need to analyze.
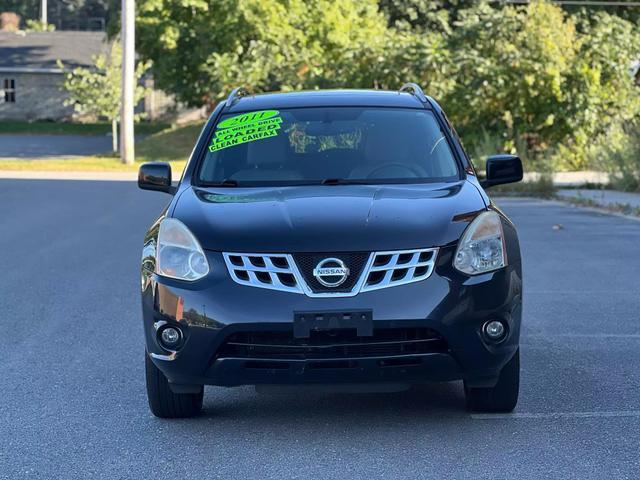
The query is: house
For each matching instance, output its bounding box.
[0,31,174,121]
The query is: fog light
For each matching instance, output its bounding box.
[483,320,506,342]
[160,327,181,348]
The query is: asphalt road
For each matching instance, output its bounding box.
[0,135,115,158]
[1,180,639,479]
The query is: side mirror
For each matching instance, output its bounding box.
[138,162,176,194]
[480,154,523,189]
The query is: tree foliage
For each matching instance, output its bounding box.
[0,0,116,30]
[446,3,580,154]
[61,42,148,120]
[442,2,640,170]
[137,0,388,105]
[561,11,640,168]
[136,0,640,171]
[377,0,460,32]
[60,42,149,151]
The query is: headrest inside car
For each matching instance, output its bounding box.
[246,134,289,166]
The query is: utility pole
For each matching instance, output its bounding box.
[120,0,135,165]
[41,0,47,26]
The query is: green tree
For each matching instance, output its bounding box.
[136,0,389,106]
[0,0,116,31]
[377,0,461,32]
[442,1,639,170]
[135,0,639,173]
[0,0,39,20]
[59,42,149,153]
[559,11,640,169]
[24,19,56,31]
[445,2,578,156]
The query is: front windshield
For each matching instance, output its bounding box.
[197,107,460,186]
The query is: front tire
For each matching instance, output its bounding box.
[145,352,203,418]
[464,348,520,413]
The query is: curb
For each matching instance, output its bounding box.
[494,196,640,222]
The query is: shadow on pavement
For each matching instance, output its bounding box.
[198,381,468,422]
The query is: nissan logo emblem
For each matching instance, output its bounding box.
[313,258,350,287]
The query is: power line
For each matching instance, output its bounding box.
[504,1,640,6]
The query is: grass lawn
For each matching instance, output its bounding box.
[0,121,169,136]
[136,123,204,162]
[0,122,204,173]
[0,156,187,173]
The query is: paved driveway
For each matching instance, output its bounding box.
[0,134,114,158]
[1,181,639,479]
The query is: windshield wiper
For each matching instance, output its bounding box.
[200,179,239,187]
[320,178,370,185]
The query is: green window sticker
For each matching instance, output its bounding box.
[208,110,283,152]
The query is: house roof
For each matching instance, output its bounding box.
[0,31,108,73]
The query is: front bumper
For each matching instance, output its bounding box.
[141,246,522,389]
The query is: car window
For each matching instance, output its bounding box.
[198,107,460,186]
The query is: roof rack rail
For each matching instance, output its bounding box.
[399,82,427,102]
[225,87,251,107]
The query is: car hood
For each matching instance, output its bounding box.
[172,181,486,252]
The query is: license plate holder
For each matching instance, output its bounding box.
[293,310,373,338]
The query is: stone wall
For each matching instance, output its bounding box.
[0,72,74,121]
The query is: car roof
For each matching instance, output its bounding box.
[224,89,430,113]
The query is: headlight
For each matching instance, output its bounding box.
[453,210,506,275]
[156,218,209,281]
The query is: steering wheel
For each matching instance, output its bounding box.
[366,163,426,179]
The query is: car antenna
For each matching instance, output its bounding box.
[226,87,251,107]
[399,82,427,102]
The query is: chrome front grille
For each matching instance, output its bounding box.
[223,253,302,294]
[361,249,438,292]
[223,248,439,297]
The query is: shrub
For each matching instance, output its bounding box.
[589,122,640,192]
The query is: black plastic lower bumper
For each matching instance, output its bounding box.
[208,353,464,387]
[141,248,523,389]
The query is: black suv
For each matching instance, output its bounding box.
[139,84,524,418]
